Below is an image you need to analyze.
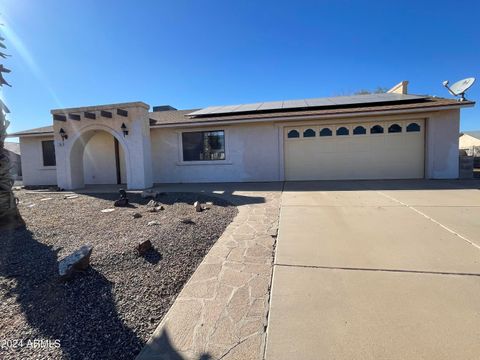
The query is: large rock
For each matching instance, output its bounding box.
[194,201,202,212]
[58,245,93,280]
[137,240,152,255]
[114,198,129,207]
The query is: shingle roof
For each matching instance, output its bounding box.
[4,141,20,154]
[150,97,473,127]
[8,125,54,137]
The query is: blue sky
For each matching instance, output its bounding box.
[2,0,479,138]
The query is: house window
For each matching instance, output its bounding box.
[406,123,421,132]
[41,140,56,167]
[182,130,225,161]
[287,130,300,138]
[336,127,349,136]
[370,125,384,134]
[303,129,315,138]
[319,128,332,137]
[388,124,402,133]
[353,126,366,135]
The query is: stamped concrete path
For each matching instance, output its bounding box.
[265,180,480,360]
[137,183,282,360]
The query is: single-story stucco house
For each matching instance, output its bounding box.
[8,81,475,190]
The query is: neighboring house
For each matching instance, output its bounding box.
[459,131,480,150]
[4,141,22,180]
[8,81,475,189]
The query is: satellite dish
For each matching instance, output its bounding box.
[442,77,475,101]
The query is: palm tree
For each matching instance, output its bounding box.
[0,29,24,229]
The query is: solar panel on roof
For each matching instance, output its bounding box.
[187,93,428,117]
[235,103,263,112]
[282,99,308,109]
[257,101,284,111]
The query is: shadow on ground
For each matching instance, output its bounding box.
[0,227,143,359]
[78,190,265,209]
[138,329,211,360]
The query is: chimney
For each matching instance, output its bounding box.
[387,81,409,94]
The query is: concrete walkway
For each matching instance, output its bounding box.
[136,182,282,360]
[265,180,480,360]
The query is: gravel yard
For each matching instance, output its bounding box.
[0,190,237,360]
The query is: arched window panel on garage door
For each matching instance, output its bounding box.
[353,125,367,135]
[388,123,402,133]
[319,128,333,137]
[370,125,384,134]
[303,128,316,138]
[336,126,349,136]
[287,129,300,138]
[406,123,421,132]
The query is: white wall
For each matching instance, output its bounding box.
[19,136,58,186]
[83,131,126,184]
[425,109,460,179]
[151,123,281,183]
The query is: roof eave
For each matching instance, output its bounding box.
[7,132,54,138]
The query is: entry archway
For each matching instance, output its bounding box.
[67,125,130,189]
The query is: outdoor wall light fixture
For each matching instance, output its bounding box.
[59,128,68,141]
[121,123,128,137]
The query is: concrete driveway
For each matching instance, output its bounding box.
[265,180,480,360]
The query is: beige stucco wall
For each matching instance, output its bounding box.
[151,122,281,183]
[425,109,460,179]
[19,135,58,186]
[459,134,480,149]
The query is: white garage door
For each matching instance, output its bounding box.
[284,120,424,180]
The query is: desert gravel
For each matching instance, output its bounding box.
[0,190,237,360]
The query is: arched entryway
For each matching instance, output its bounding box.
[67,127,130,189]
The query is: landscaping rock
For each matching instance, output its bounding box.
[101,208,115,213]
[194,201,202,212]
[136,240,152,255]
[147,200,159,207]
[132,212,142,219]
[114,189,129,207]
[58,245,93,280]
[205,201,214,209]
[148,205,164,213]
[64,195,79,200]
[147,220,161,226]
[114,198,129,207]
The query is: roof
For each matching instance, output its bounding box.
[4,141,20,155]
[151,96,474,127]
[461,131,480,140]
[7,94,475,136]
[8,125,54,137]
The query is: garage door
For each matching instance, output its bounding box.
[284,120,424,180]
